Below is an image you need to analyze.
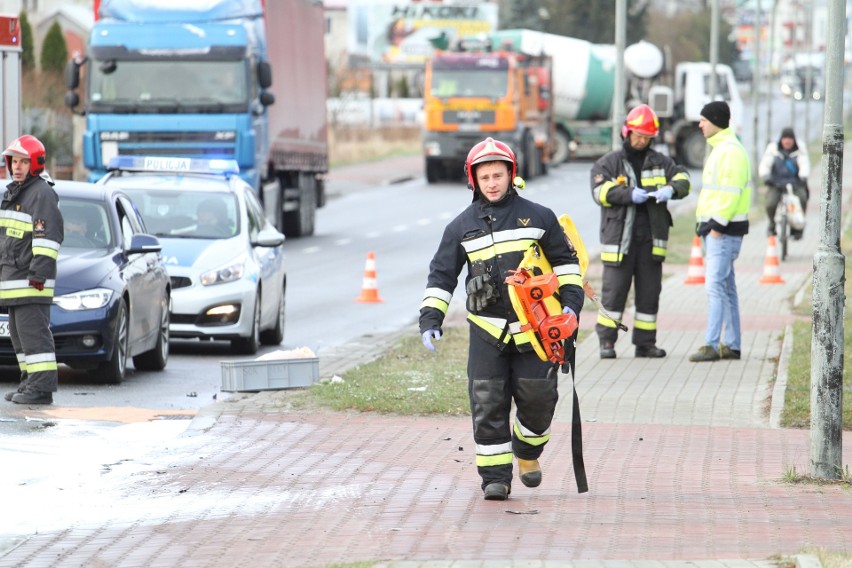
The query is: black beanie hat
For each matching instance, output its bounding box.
[700,101,730,129]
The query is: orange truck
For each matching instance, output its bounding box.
[421,46,554,184]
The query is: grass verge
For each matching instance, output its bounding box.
[309,326,589,415]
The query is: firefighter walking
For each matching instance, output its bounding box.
[1,135,64,405]
[419,137,584,500]
[590,104,691,359]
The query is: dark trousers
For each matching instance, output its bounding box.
[596,232,662,347]
[766,182,809,234]
[467,330,558,489]
[8,303,58,393]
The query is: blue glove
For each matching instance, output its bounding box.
[650,185,674,203]
[422,329,441,352]
[562,306,576,317]
[631,187,649,204]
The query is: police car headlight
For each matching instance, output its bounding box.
[54,288,114,311]
[200,255,246,286]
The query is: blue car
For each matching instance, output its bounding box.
[0,180,171,383]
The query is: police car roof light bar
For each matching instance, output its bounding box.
[106,156,240,176]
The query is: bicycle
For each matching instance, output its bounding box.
[774,182,806,261]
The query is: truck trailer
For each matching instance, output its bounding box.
[65,0,328,237]
[488,29,743,168]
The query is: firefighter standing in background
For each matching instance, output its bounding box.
[419,137,584,501]
[590,104,691,359]
[1,135,64,405]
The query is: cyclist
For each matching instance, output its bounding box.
[758,127,809,240]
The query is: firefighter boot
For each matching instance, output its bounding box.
[517,458,542,487]
[4,371,27,402]
[483,482,510,501]
[11,388,53,405]
[599,340,616,359]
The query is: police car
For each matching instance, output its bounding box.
[99,157,286,354]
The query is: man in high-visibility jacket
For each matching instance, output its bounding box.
[1,135,64,404]
[690,102,751,362]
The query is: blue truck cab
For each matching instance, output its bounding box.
[66,0,328,238]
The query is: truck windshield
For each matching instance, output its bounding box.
[430,70,508,98]
[88,60,248,113]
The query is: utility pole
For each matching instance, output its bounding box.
[810,0,845,481]
[709,0,719,100]
[803,5,814,143]
[766,0,779,147]
[612,0,626,151]
[751,0,762,195]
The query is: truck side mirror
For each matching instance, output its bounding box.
[257,60,272,89]
[65,91,80,110]
[260,91,275,107]
[65,59,80,90]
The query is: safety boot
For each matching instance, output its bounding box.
[635,345,667,358]
[599,340,616,359]
[483,482,510,501]
[517,458,542,488]
[11,389,53,405]
[4,371,27,401]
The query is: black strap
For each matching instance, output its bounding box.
[562,346,588,493]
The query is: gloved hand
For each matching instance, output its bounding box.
[650,185,674,203]
[28,279,44,291]
[560,306,577,374]
[465,274,496,313]
[631,187,649,204]
[562,306,576,317]
[422,329,441,352]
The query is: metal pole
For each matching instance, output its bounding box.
[810,0,845,481]
[804,4,813,143]
[612,0,626,151]
[789,1,798,125]
[709,0,719,100]
[751,0,762,195]
[766,0,779,146]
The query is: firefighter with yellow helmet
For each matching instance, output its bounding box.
[419,137,584,501]
[1,135,64,405]
[590,104,691,359]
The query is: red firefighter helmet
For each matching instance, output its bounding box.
[3,135,47,177]
[621,104,659,139]
[465,137,517,191]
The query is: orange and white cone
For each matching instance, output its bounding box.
[683,236,705,284]
[355,251,384,303]
[759,235,785,284]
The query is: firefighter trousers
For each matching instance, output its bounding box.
[467,329,558,490]
[8,303,58,393]
[596,233,662,348]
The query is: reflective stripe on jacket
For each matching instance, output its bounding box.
[0,176,64,305]
[696,128,751,236]
[590,147,690,266]
[419,192,584,351]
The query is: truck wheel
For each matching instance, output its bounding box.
[425,159,441,184]
[551,128,571,165]
[678,129,707,169]
[282,173,317,238]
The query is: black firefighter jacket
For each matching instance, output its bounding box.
[0,175,64,306]
[590,148,690,267]
[419,192,584,352]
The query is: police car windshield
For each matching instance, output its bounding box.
[120,189,239,240]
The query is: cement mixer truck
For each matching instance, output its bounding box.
[488,29,743,168]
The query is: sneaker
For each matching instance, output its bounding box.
[517,458,542,488]
[720,344,741,360]
[635,345,667,358]
[599,340,616,359]
[11,390,53,405]
[483,482,510,501]
[688,345,720,362]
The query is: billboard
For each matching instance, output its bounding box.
[348,1,499,65]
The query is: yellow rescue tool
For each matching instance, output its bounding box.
[506,213,626,363]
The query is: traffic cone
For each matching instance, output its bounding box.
[683,236,705,284]
[759,235,785,284]
[355,251,384,303]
